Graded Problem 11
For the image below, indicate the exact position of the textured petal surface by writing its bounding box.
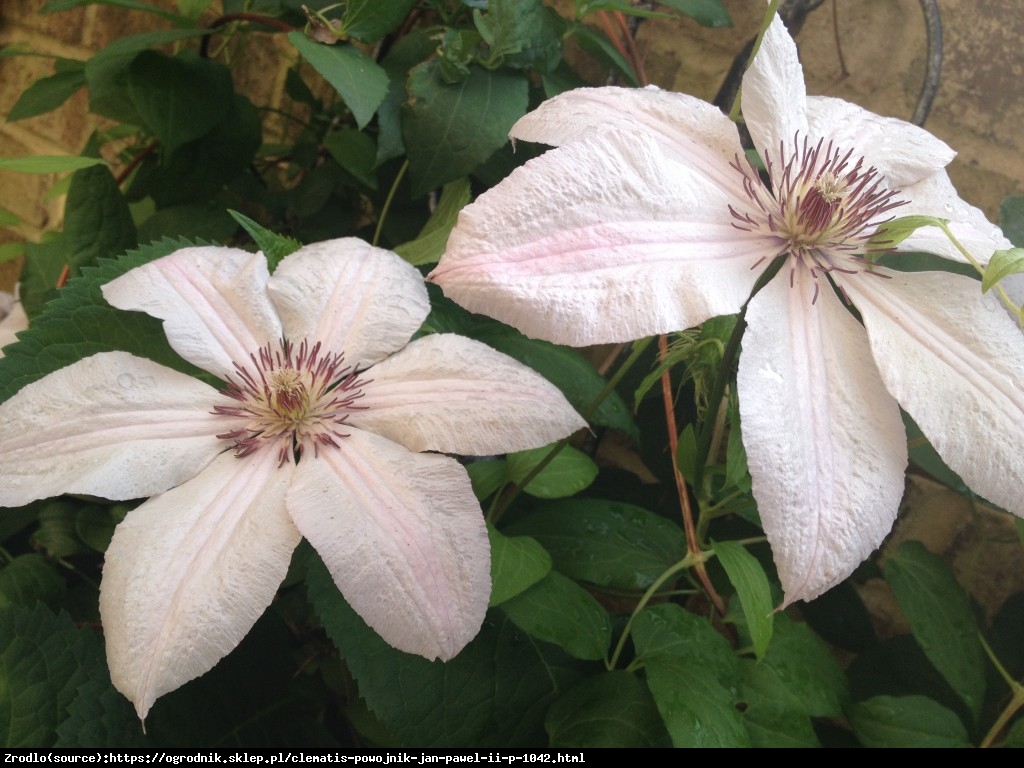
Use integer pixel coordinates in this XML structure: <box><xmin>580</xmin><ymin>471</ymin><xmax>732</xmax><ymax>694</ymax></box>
<box><xmin>510</xmin><ymin>85</ymin><xmax>748</xmax><ymax>198</ymax></box>
<box><xmin>100</xmin><ymin>449</ymin><xmax>300</xmax><ymax>720</ymax></box>
<box><xmin>741</xmin><ymin>14</ymin><xmax>808</xmax><ymax>163</ymax></box>
<box><xmin>352</xmin><ymin>334</ymin><xmax>586</xmax><ymax>454</ymax></box>
<box><xmin>268</xmin><ymin>239</ymin><xmax>430</xmax><ymax>370</ymax></box>
<box><xmin>894</xmin><ymin>170</ymin><xmax>1012</xmax><ymax>263</ymax></box>
<box><xmin>844</xmin><ymin>271</ymin><xmax>1024</xmax><ymax>517</ymax></box>
<box><xmin>0</xmin><ymin>351</ymin><xmax>230</xmax><ymax>507</ymax></box>
<box><xmin>737</xmin><ymin>271</ymin><xmax>907</xmax><ymax>605</ymax></box>
<box><xmin>431</xmin><ymin>129</ymin><xmax>769</xmax><ymax>345</ymax></box>
<box><xmin>102</xmin><ymin>247</ymin><xmax>282</xmax><ymax>380</ymax></box>
<box><xmin>288</xmin><ymin>429</ymin><xmax>490</xmax><ymax>661</ymax></box>
<box><xmin>805</xmin><ymin>96</ymin><xmax>954</xmax><ymax>188</ymax></box>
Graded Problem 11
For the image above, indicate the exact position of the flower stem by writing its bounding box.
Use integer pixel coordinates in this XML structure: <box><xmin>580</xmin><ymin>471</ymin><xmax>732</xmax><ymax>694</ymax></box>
<box><xmin>373</xmin><ymin>159</ymin><xmax>410</xmax><ymax>248</ymax></box>
<box><xmin>978</xmin><ymin>632</ymin><xmax>1024</xmax><ymax>747</ymax></box>
<box><xmin>936</xmin><ymin>220</ymin><xmax>1021</xmax><ymax>318</ymax></box>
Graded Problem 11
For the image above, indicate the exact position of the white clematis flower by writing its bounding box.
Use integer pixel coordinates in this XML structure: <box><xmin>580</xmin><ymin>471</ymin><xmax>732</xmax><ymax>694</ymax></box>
<box><xmin>0</xmin><ymin>238</ymin><xmax>585</xmax><ymax>719</ymax></box>
<box><xmin>430</xmin><ymin>15</ymin><xmax>1024</xmax><ymax>605</ymax></box>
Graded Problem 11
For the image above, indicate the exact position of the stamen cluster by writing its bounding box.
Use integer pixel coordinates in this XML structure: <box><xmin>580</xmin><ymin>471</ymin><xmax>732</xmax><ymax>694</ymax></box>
<box><xmin>213</xmin><ymin>340</ymin><xmax>366</xmax><ymax>465</ymax></box>
<box><xmin>729</xmin><ymin>133</ymin><xmax>906</xmax><ymax>300</ymax></box>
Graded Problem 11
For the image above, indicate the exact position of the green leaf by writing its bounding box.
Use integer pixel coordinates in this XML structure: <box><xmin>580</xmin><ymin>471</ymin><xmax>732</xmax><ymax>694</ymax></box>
<box><xmin>982</xmin><ymin>247</ymin><xmax>1024</xmax><ymax>292</ymax></box>
<box><xmin>506</xmin><ymin>499</ymin><xmax>686</xmax><ymax>591</ymax></box>
<box><xmin>341</xmin><ymin>0</ymin><xmax>417</xmax><ymax>42</ymax></box>
<box><xmin>505</xmin><ymin>444</ymin><xmax>598</xmax><ymax>499</ymax></box>
<box><xmin>55</xmin><ymin>677</ymin><xmax>147</xmax><ymax>747</ymax></box>
<box><xmin>884</xmin><ymin>540</ymin><xmax>985</xmax><ymax>720</ymax></box>
<box><xmin>714</xmin><ymin>540</ymin><xmax>773</xmax><ymax>659</ymax></box>
<box><xmin>739</xmin><ymin>660</ymin><xmax>819</xmax><ymax>747</ymax></box>
<box><xmin>473</xmin><ymin>0</ymin><xmax>563</xmax><ymax>72</ymax></box>
<box><xmin>658</xmin><ymin>0</ymin><xmax>732</xmax><ymax>27</ymax></box>
<box><xmin>0</xmin><ymin>156</ymin><xmax>108</xmax><ymax>174</ymax></box>
<box><xmin>0</xmin><ymin>238</ymin><xmax>209</xmax><ymax>403</ymax></box>
<box><xmin>761</xmin><ymin>612</ymin><xmax>848</xmax><ymax>718</ymax></box>
<box><xmin>127</xmin><ymin>50</ymin><xmax>233</xmax><ymax>155</ymax></box>
<box><xmin>288</xmin><ymin>32</ymin><xmax>389</xmax><ymax>129</ymax></box>
<box><xmin>499</xmin><ymin>570</ymin><xmax>611</xmax><ymax>660</ymax></box>
<box><xmin>323</xmin><ymin>127</ymin><xmax>378</xmax><ymax>189</ymax></box>
<box><xmin>471</xmin><ymin>324</ymin><xmax>637</xmax><ymax>438</ymax></box>
<box><xmin>42</xmin><ymin>0</ymin><xmax>190</xmax><ymax>25</ymax></box>
<box><xmin>870</xmin><ymin>214</ymin><xmax>947</xmax><ymax>248</ymax></box>
<box><xmin>848</xmin><ymin>695</ymin><xmax>971</xmax><ymax>747</ymax></box>
<box><xmin>487</xmin><ymin>525</ymin><xmax>552</xmax><ymax>607</ymax></box>
<box><xmin>394</xmin><ymin>178</ymin><xmax>471</xmax><ymax>267</ymax></box>
<box><xmin>137</xmin><ymin>203</ymin><xmax>238</xmax><ymax>245</ymax></box>
<box><xmin>0</xmin><ymin>603</ymin><xmax>108</xmax><ymax>747</ymax></box>
<box><xmin>999</xmin><ymin>195</ymin><xmax>1024</xmax><ymax>248</ymax></box>
<box><xmin>674</xmin><ymin>422</ymin><xmax>698</xmax><ymax>481</ymax></box>
<box><xmin>632</xmin><ymin>604</ymin><xmax>749</xmax><ymax>747</ymax></box>
<box><xmin>545</xmin><ymin>671</ymin><xmax>669</xmax><ymax>747</ymax></box>
<box><xmin>403</xmin><ymin>61</ymin><xmax>528</xmax><ymax>198</ymax></box>
<box><xmin>84</xmin><ymin>29</ymin><xmax>211</xmax><ymax>123</ymax></box>
<box><xmin>565</xmin><ymin>22</ymin><xmax>639</xmax><ymax>87</ymax></box>
<box><xmin>228</xmin><ymin>211</ymin><xmax>301</xmax><ymax>273</ymax></box>
<box><xmin>0</xmin><ymin>555</ymin><xmax>65</xmax><ymax>610</ymax></box>
<box><xmin>305</xmin><ymin>549</ymin><xmax>585</xmax><ymax>747</ymax></box>
<box><xmin>465</xmin><ymin>457</ymin><xmax>507</xmax><ymax>502</ymax></box>
<box><xmin>7</xmin><ymin>64</ymin><xmax>86</xmax><ymax>122</ymax></box>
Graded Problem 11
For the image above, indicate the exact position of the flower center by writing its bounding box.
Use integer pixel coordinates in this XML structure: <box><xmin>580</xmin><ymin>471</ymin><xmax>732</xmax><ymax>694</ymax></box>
<box><xmin>729</xmin><ymin>133</ymin><xmax>906</xmax><ymax>301</ymax></box>
<box><xmin>213</xmin><ymin>340</ymin><xmax>367</xmax><ymax>466</ymax></box>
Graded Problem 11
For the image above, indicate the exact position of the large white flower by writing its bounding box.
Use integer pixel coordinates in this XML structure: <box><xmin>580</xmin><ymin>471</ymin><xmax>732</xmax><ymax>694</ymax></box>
<box><xmin>430</xmin><ymin>16</ymin><xmax>1024</xmax><ymax>605</ymax></box>
<box><xmin>0</xmin><ymin>238</ymin><xmax>585</xmax><ymax>719</ymax></box>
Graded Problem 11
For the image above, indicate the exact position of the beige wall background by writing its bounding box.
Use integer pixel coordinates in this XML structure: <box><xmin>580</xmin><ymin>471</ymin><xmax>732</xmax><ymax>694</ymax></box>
<box><xmin>1</xmin><ymin>0</ymin><xmax>1022</xmax><ymax>269</ymax></box>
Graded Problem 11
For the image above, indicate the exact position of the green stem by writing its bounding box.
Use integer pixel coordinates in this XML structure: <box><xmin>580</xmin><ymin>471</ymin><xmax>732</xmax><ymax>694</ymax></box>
<box><xmin>978</xmin><ymin>632</ymin><xmax>1024</xmax><ymax>748</ymax></box>
<box><xmin>936</xmin><ymin>220</ymin><xmax>1021</xmax><ymax>318</ymax></box>
<box><xmin>372</xmin><ymin>159</ymin><xmax>409</xmax><ymax>248</ymax></box>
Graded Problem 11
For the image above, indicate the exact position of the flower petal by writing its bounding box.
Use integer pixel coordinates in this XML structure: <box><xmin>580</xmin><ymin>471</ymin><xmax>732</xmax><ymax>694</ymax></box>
<box><xmin>0</xmin><ymin>292</ymin><xmax>26</xmax><ymax>354</ymax></box>
<box><xmin>351</xmin><ymin>334</ymin><xmax>586</xmax><ymax>454</ymax></box>
<box><xmin>894</xmin><ymin>170</ymin><xmax>1012</xmax><ymax>263</ymax></box>
<box><xmin>431</xmin><ymin>129</ymin><xmax>768</xmax><ymax>345</ymax></box>
<box><xmin>102</xmin><ymin>247</ymin><xmax>283</xmax><ymax>380</ymax></box>
<box><xmin>288</xmin><ymin>429</ymin><xmax>490</xmax><ymax>661</ymax></box>
<box><xmin>737</xmin><ymin>271</ymin><xmax>907</xmax><ymax>605</ymax></box>
<box><xmin>741</xmin><ymin>14</ymin><xmax>809</xmax><ymax>163</ymax></box>
<box><xmin>0</xmin><ymin>351</ymin><xmax>229</xmax><ymax>508</ymax></box>
<box><xmin>511</xmin><ymin>85</ymin><xmax>748</xmax><ymax>197</ymax></box>
<box><xmin>843</xmin><ymin>271</ymin><xmax>1024</xmax><ymax>517</ymax></box>
<box><xmin>99</xmin><ymin>450</ymin><xmax>299</xmax><ymax>720</ymax></box>
<box><xmin>805</xmin><ymin>96</ymin><xmax>955</xmax><ymax>188</ymax></box>
<box><xmin>268</xmin><ymin>239</ymin><xmax>430</xmax><ymax>369</ymax></box>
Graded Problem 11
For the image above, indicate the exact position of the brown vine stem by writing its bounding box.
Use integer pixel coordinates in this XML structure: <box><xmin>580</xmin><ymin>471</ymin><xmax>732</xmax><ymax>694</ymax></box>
<box><xmin>658</xmin><ymin>334</ymin><xmax>726</xmax><ymax>616</ymax></box>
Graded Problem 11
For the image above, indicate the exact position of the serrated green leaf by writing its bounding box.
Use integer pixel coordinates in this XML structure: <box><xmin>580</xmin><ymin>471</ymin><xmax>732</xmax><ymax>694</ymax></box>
<box><xmin>500</xmin><ymin>570</ymin><xmax>611</xmax><ymax>660</ymax></box>
<box><xmin>487</xmin><ymin>525</ymin><xmax>551</xmax><ymax>606</ymax></box>
<box><xmin>982</xmin><ymin>247</ymin><xmax>1024</xmax><ymax>292</ymax></box>
<box><xmin>658</xmin><ymin>0</ymin><xmax>732</xmax><ymax>27</ymax></box>
<box><xmin>0</xmin><ymin>156</ymin><xmax>108</xmax><ymax>174</ymax></box>
<box><xmin>227</xmin><ymin>211</ymin><xmax>300</xmax><ymax>272</ymax></box>
<box><xmin>473</xmin><ymin>0</ymin><xmax>563</xmax><ymax>72</ymax></box>
<box><xmin>7</xmin><ymin>65</ymin><xmax>86</xmax><ymax>122</ymax></box>
<box><xmin>506</xmin><ymin>499</ymin><xmax>686</xmax><ymax>591</ymax></box>
<box><xmin>127</xmin><ymin>50</ymin><xmax>233</xmax><ymax>155</ymax></box>
<box><xmin>340</xmin><ymin>0</ymin><xmax>416</xmax><ymax>42</ymax></box>
<box><xmin>137</xmin><ymin>203</ymin><xmax>238</xmax><ymax>245</ymax></box>
<box><xmin>394</xmin><ymin>178</ymin><xmax>471</xmax><ymax>267</ymax></box>
<box><xmin>0</xmin><ymin>238</ymin><xmax>209</xmax><ymax>403</ymax></box>
<box><xmin>632</xmin><ymin>604</ymin><xmax>748</xmax><ymax>748</ymax></box>
<box><xmin>403</xmin><ymin>61</ymin><xmax>528</xmax><ymax>198</ymax></box>
<box><xmin>471</xmin><ymin>325</ymin><xmax>637</xmax><ymax>438</ymax></box>
<box><xmin>0</xmin><ymin>555</ymin><xmax>65</xmax><ymax>610</ymax></box>
<box><xmin>885</xmin><ymin>540</ymin><xmax>985</xmax><ymax>720</ymax></box>
<box><xmin>761</xmin><ymin>612</ymin><xmax>848</xmax><ymax>717</ymax></box>
<box><xmin>505</xmin><ymin>445</ymin><xmax>598</xmax><ymax>499</ymax></box>
<box><xmin>0</xmin><ymin>603</ymin><xmax>107</xmax><ymax>747</ymax></box>
<box><xmin>714</xmin><ymin>540</ymin><xmax>773</xmax><ymax>659</ymax></box>
<box><xmin>289</xmin><ymin>32</ymin><xmax>389</xmax><ymax>129</ymax></box>
<box><xmin>305</xmin><ymin>548</ymin><xmax>584</xmax><ymax>746</ymax></box>
<box><xmin>545</xmin><ymin>671</ymin><xmax>669</xmax><ymax>747</ymax></box>
<box><xmin>739</xmin><ymin>660</ymin><xmax>819</xmax><ymax>747</ymax></box>
<box><xmin>848</xmin><ymin>695</ymin><xmax>970</xmax><ymax>747</ymax></box>
<box><xmin>55</xmin><ymin>677</ymin><xmax>148</xmax><ymax>748</ymax></box>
